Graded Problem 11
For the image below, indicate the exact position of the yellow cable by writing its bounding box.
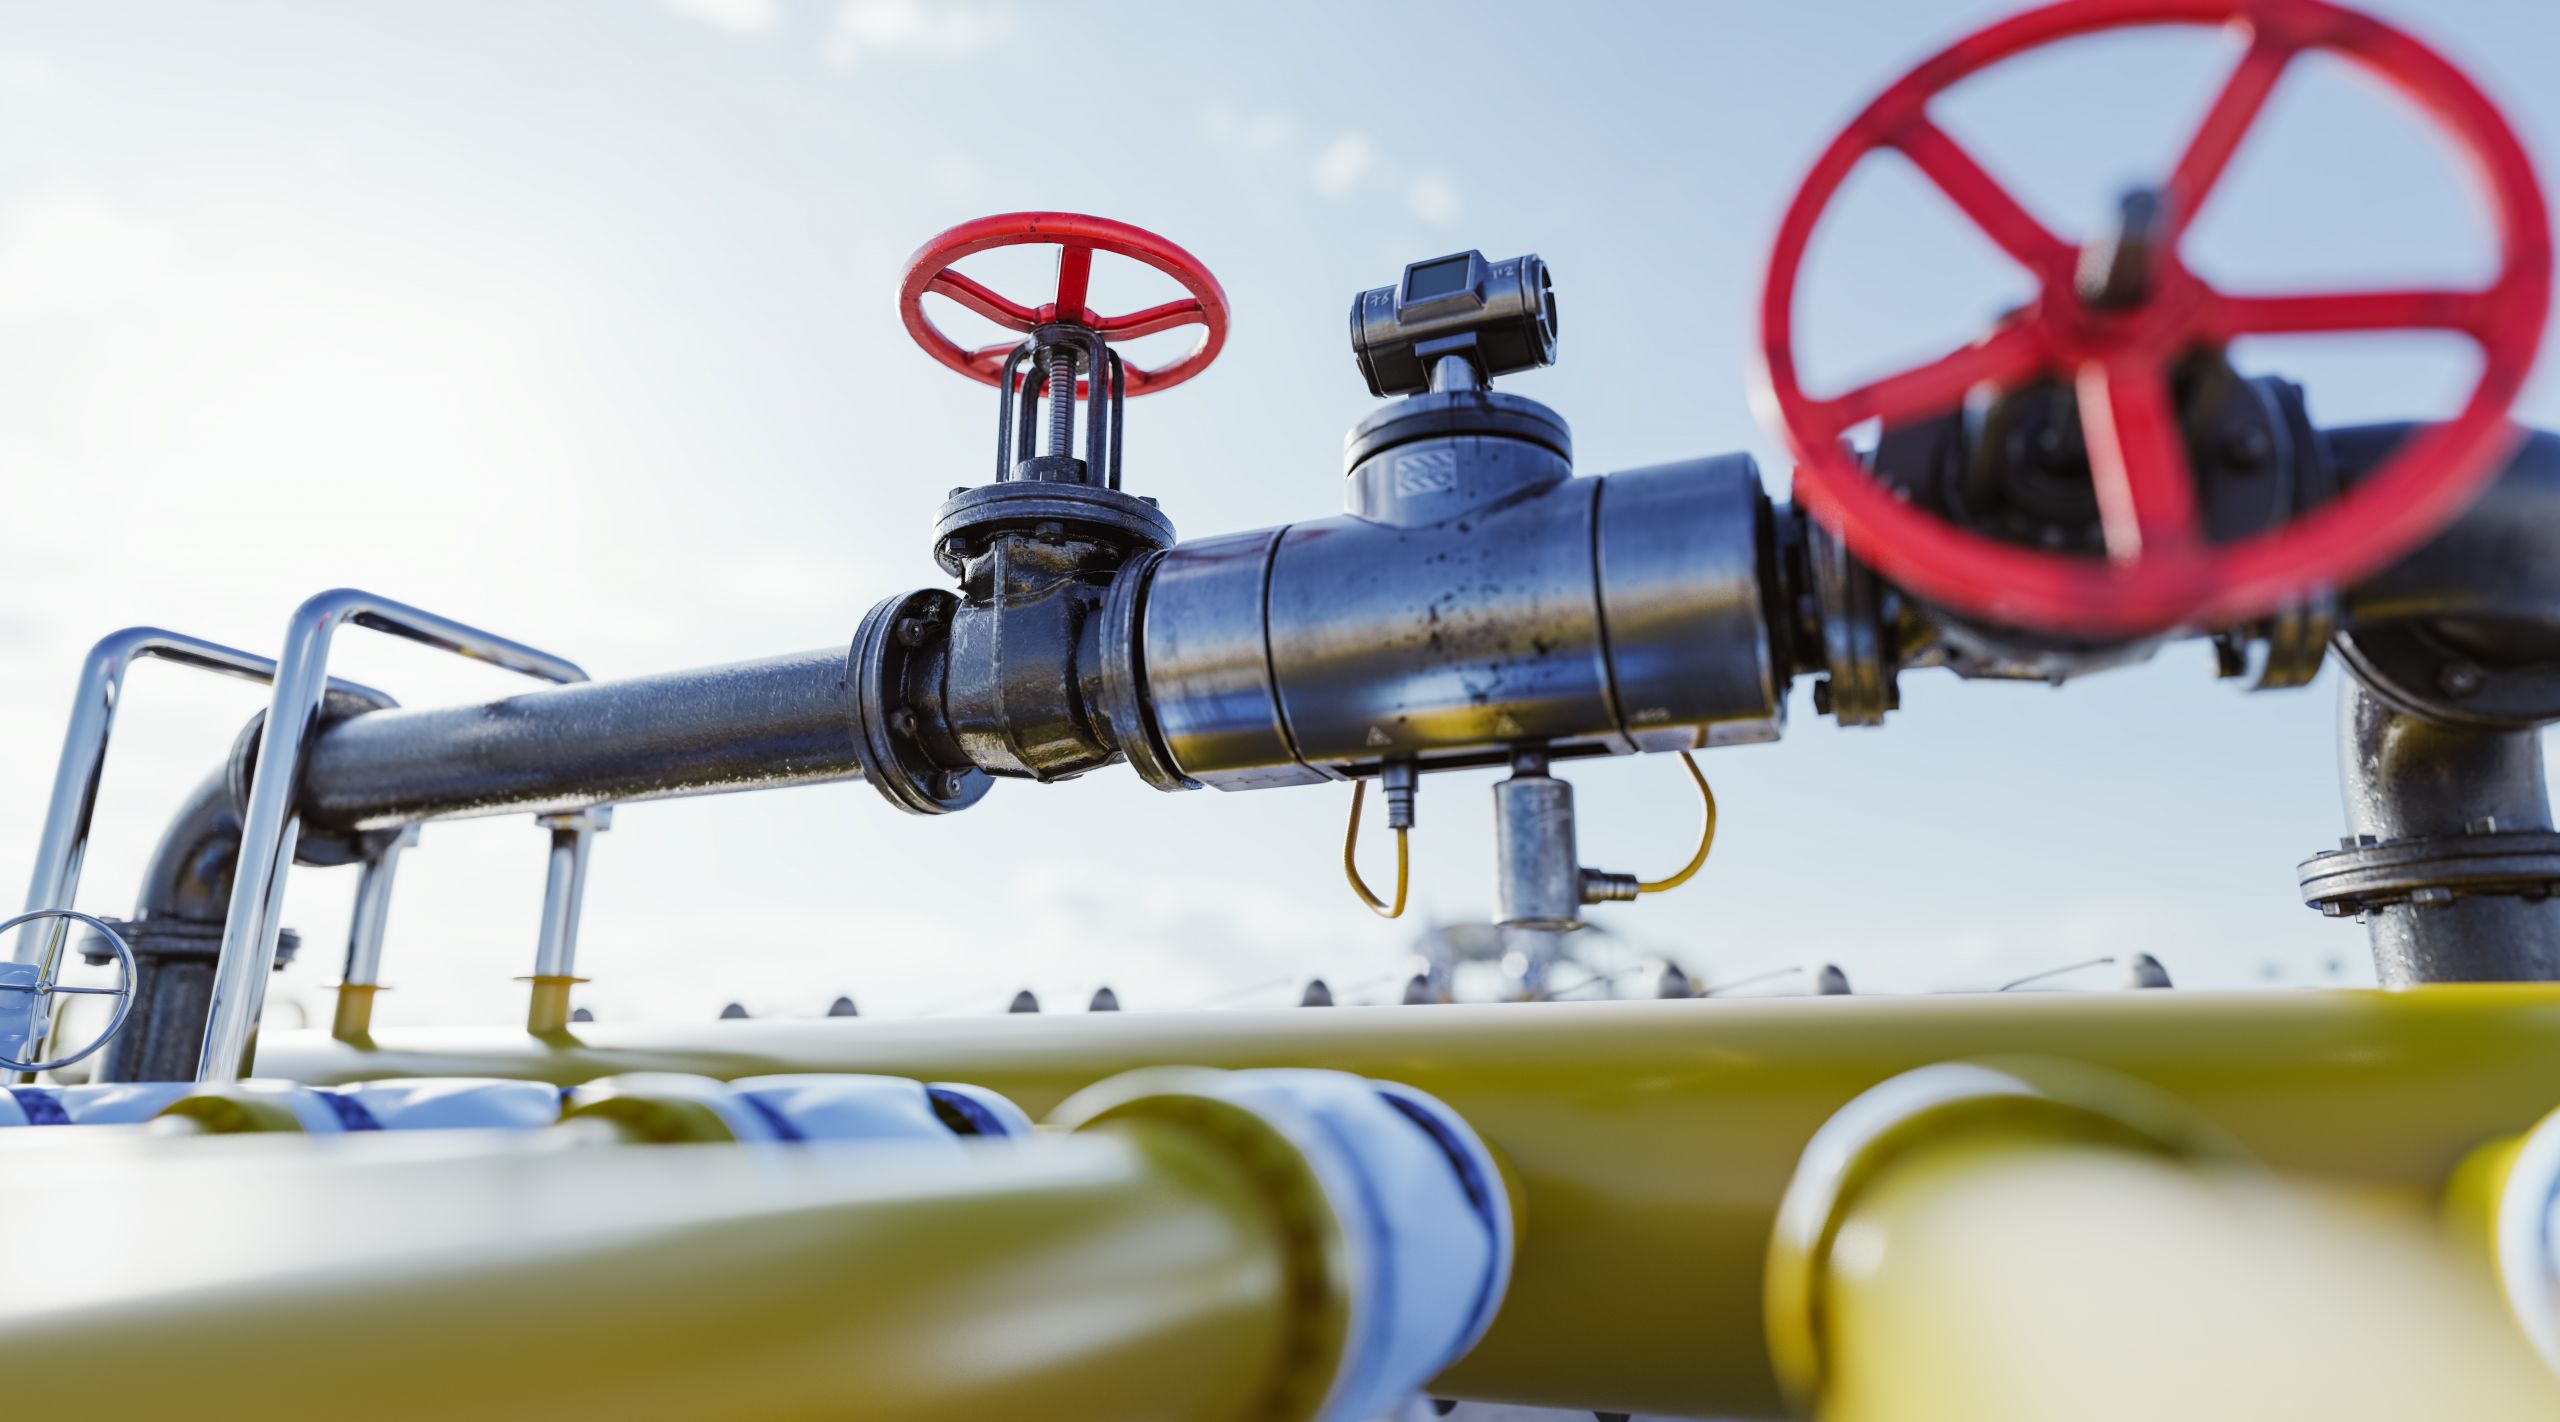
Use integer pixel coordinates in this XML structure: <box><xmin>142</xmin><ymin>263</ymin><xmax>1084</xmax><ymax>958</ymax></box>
<box><xmin>1343</xmin><ymin>779</ymin><xmax>1409</xmax><ymax>919</ymax></box>
<box><xmin>1637</xmin><ymin>751</ymin><xmax>1718</xmax><ymax>894</ymax></box>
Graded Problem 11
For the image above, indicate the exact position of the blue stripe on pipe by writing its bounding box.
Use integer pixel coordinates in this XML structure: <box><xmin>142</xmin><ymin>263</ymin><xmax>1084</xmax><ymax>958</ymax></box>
<box><xmin>739</xmin><ymin>1094</ymin><xmax>806</xmax><ymax>1142</ymax></box>
<box><xmin>6</xmin><ymin>1087</ymin><xmax>68</xmax><ymax>1126</ymax></box>
<box><xmin>925</xmin><ymin>1084</ymin><xmax>1013</xmax><ymax>1137</ymax></box>
<box><xmin>317</xmin><ymin>1090</ymin><xmax>382</xmax><ymax>1131</ymax></box>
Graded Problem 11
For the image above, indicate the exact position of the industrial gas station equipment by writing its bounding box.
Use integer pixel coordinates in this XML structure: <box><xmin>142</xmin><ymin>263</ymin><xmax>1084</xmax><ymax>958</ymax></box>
<box><xmin>6</xmin><ymin>1</ymin><xmax>2560</xmax><ymax>1418</ymax></box>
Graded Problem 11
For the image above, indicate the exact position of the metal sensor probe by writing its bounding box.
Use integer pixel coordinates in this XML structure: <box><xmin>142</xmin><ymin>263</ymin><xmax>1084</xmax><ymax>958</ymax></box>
<box><xmin>1350</xmin><ymin>251</ymin><xmax>1557</xmax><ymax>396</ymax></box>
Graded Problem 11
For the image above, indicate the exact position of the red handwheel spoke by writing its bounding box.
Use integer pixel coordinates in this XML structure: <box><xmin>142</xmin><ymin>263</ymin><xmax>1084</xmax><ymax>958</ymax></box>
<box><xmin>1095</xmin><ymin>297</ymin><xmax>1209</xmax><ymax>341</ymax></box>
<box><xmin>1818</xmin><ymin>319</ymin><xmax>2053</xmax><ymax>432</ymax></box>
<box><xmin>928</xmin><ymin>269</ymin><xmax>1041</xmax><ymax>331</ymax></box>
<box><xmin>1051</xmin><ymin>243</ymin><xmax>1094</xmax><ymax>320</ymax></box>
<box><xmin>2165</xmin><ymin>34</ymin><xmax>2297</xmax><ymax>235</ymax></box>
<box><xmin>2212</xmin><ymin>288</ymin><xmax>2495</xmax><ymax>338</ymax></box>
<box><xmin>1890</xmin><ymin>115</ymin><xmax>2076</xmax><ymax>275</ymax></box>
<box><xmin>2076</xmin><ymin>358</ymin><xmax>2203</xmax><ymax>563</ymax></box>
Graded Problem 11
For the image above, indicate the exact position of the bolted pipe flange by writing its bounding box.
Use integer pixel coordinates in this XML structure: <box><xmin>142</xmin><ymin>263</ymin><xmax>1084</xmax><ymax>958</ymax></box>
<box><xmin>2298</xmin><ymin>825</ymin><xmax>2560</xmax><ymax>916</ymax></box>
<box><xmin>848</xmin><ymin>589</ymin><xmax>989</xmax><ymax>816</ymax></box>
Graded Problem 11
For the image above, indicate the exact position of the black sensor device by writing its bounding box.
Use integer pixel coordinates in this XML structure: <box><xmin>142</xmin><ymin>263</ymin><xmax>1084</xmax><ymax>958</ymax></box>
<box><xmin>1350</xmin><ymin>250</ymin><xmax>1557</xmax><ymax>397</ymax></box>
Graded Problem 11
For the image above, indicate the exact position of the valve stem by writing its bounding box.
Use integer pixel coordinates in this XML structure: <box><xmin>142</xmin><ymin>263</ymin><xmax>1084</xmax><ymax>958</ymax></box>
<box><xmin>1045</xmin><ymin>344</ymin><xmax>1076</xmax><ymax>458</ymax></box>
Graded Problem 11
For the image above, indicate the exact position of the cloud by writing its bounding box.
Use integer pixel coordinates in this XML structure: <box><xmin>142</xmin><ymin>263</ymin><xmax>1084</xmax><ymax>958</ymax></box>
<box><xmin>1407</xmin><ymin>173</ymin><xmax>1460</xmax><ymax>226</ymax></box>
<box><xmin>659</xmin><ymin>0</ymin><xmax>779</xmax><ymax>32</ymax></box>
<box><xmin>826</xmin><ymin>0</ymin><xmax>1016</xmax><ymax>69</ymax></box>
<box><xmin>1212</xmin><ymin>115</ymin><xmax>1463</xmax><ymax>224</ymax></box>
<box><xmin>1311</xmin><ymin>132</ymin><xmax>1377</xmax><ymax>198</ymax></box>
<box><xmin>1204</xmin><ymin>107</ymin><xmax>1297</xmax><ymax>156</ymax></box>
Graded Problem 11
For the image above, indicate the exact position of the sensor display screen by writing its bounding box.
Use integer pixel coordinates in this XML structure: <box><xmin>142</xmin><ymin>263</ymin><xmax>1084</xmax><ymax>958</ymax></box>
<box><xmin>1403</xmin><ymin>255</ymin><xmax>1473</xmax><ymax>302</ymax></box>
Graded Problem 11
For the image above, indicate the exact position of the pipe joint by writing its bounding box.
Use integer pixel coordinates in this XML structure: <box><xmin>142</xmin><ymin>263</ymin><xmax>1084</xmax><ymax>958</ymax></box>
<box><xmin>1052</xmin><ymin>1066</ymin><xmax>1513</xmax><ymax>1422</ymax></box>
<box><xmin>2467</xmin><ymin>1105</ymin><xmax>2560</xmax><ymax>1376</ymax></box>
<box><xmin>1763</xmin><ymin>1058</ymin><xmax>2236</xmax><ymax>1410</ymax></box>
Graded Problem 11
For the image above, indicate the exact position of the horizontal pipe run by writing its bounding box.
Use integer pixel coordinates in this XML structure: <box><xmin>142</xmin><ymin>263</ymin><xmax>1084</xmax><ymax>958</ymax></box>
<box><xmin>0</xmin><ymin>1128</ymin><xmax>1297</xmax><ymax>1422</ymax></box>
<box><xmin>254</xmin><ymin>988</ymin><xmax>2560</xmax><ymax>1419</ymax></box>
<box><xmin>294</xmin><ymin>649</ymin><xmax>868</xmax><ymax>830</ymax></box>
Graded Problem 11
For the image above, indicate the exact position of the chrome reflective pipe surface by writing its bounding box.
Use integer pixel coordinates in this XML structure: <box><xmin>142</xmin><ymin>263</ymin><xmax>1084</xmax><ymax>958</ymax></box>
<box><xmin>531</xmin><ymin>809</ymin><xmax>607</xmax><ymax>981</ymax></box>
<box><xmin>15</xmin><ymin>628</ymin><xmax>389</xmax><ymax>969</ymax></box>
<box><xmin>339</xmin><ymin>825</ymin><xmax>416</xmax><ymax>991</ymax></box>
<box><xmin>201</xmin><ymin>589</ymin><xmax>588</xmax><ymax>1083</ymax></box>
<box><xmin>1139</xmin><ymin>451</ymin><xmax>1782</xmax><ymax>790</ymax></box>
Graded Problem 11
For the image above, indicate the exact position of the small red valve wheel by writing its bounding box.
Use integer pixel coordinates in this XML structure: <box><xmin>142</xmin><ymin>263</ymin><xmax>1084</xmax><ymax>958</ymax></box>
<box><xmin>1757</xmin><ymin>0</ymin><xmax>2551</xmax><ymax>636</ymax></box>
<box><xmin>899</xmin><ymin>212</ymin><xmax>1230</xmax><ymax>397</ymax></box>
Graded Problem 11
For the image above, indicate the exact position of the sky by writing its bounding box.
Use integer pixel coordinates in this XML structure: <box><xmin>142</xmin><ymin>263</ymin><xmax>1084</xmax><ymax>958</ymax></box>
<box><xmin>0</xmin><ymin>0</ymin><xmax>2555</xmax><ymax>1035</ymax></box>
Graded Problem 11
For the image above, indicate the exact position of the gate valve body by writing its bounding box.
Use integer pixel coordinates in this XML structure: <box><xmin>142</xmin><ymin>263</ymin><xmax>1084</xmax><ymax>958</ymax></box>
<box><xmin>1755</xmin><ymin>0</ymin><xmax>2551</xmax><ymax>638</ymax></box>
<box><xmin>852</xmin><ymin>214</ymin><xmax>1230</xmax><ymax>813</ymax></box>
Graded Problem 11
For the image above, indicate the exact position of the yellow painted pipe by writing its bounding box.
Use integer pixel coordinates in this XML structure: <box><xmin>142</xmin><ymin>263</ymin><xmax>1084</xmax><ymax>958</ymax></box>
<box><xmin>154</xmin><ymin>1082</ymin><xmax>332</xmax><ymax>1135</ymax></box>
<box><xmin>2445</xmin><ymin>1106</ymin><xmax>2560</xmax><ymax>1375</ymax></box>
<box><xmin>0</xmin><ymin>1120</ymin><xmax>1336</xmax><ymax>1421</ymax></box>
<box><xmin>256</xmin><ymin>987</ymin><xmax>2560</xmax><ymax>1418</ymax></box>
<box><xmin>1809</xmin><ymin>1135</ymin><xmax>2560</xmax><ymax>1420</ymax></box>
<box><xmin>1765</xmin><ymin>1061</ymin><xmax>2560</xmax><ymax>1421</ymax></box>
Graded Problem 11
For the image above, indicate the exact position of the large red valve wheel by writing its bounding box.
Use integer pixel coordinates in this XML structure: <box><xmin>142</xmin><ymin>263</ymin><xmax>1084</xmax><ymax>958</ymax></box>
<box><xmin>899</xmin><ymin>212</ymin><xmax>1230</xmax><ymax>397</ymax></box>
<box><xmin>1756</xmin><ymin>0</ymin><xmax>2551</xmax><ymax>636</ymax></box>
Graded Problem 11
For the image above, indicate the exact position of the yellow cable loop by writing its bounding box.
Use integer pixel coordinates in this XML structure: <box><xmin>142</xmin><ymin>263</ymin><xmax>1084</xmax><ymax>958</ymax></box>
<box><xmin>1637</xmin><ymin>751</ymin><xmax>1718</xmax><ymax>894</ymax></box>
<box><xmin>1343</xmin><ymin>779</ymin><xmax>1410</xmax><ymax>919</ymax></box>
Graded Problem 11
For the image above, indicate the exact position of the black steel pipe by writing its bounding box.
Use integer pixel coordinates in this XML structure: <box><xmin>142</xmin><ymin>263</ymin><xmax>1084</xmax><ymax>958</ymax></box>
<box><xmin>2341</xmin><ymin>679</ymin><xmax>2554</xmax><ymax>845</ymax></box>
<box><xmin>96</xmin><ymin>770</ymin><xmax>247</xmax><ymax>1081</ymax></box>
<box><xmin>293</xmin><ymin>649</ymin><xmax>867</xmax><ymax>831</ymax></box>
<box><xmin>135</xmin><ymin>769</ymin><xmax>247</xmax><ymax>924</ymax></box>
<box><xmin>2338</xmin><ymin>424</ymin><xmax>2560</xmax><ymax>631</ymax></box>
